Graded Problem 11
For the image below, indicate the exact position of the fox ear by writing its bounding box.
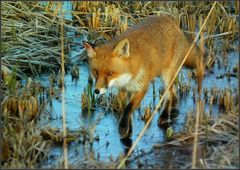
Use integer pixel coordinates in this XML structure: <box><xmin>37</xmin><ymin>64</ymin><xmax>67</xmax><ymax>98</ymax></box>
<box><xmin>83</xmin><ymin>41</ymin><xmax>96</xmax><ymax>58</ymax></box>
<box><xmin>113</xmin><ymin>38</ymin><xmax>130</xmax><ymax>59</ymax></box>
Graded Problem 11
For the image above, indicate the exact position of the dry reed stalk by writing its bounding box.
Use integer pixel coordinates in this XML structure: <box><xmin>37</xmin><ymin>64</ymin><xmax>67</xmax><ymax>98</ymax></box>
<box><xmin>153</xmin><ymin>112</ymin><xmax>238</xmax><ymax>169</ymax></box>
<box><xmin>191</xmin><ymin>98</ymin><xmax>201</xmax><ymax>168</ymax></box>
<box><xmin>1</xmin><ymin>2</ymin><xmax>81</xmax><ymax>75</ymax></box>
<box><xmin>117</xmin><ymin>2</ymin><xmax>217</xmax><ymax>169</ymax></box>
<box><xmin>60</xmin><ymin>3</ymin><xmax>68</xmax><ymax>169</ymax></box>
<box><xmin>191</xmin><ymin>3</ymin><xmax>217</xmax><ymax>168</ymax></box>
<box><xmin>1</xmin><ymin>70</ymin><xmax>51</xmax><ymax>168</ymax></box>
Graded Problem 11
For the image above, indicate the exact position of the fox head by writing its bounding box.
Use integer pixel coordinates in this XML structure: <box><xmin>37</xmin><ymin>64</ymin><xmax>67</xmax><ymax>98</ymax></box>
<box><xmin>83</xmin><ymin>39</ymin><xmax>133</xmax><ymax>95</ymax></box>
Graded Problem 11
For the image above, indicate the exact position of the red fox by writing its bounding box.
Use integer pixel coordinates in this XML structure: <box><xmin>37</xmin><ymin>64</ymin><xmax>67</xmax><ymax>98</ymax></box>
<box><xmin>83</xmin><ymin>15</ymin><xmax>205</xmax><ymax>139</ymax></box>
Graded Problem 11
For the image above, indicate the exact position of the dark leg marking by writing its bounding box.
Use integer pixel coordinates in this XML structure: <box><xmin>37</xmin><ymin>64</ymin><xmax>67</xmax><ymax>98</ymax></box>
<box><xmin>118</xmin><ymin>102</ymin><xmax>133</xmax><ymax>139</ymax></box>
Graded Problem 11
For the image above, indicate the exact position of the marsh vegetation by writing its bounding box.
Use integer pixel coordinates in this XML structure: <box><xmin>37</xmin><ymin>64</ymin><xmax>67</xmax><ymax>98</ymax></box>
<box><xmin>1</xmin><ymin>1</ymin><xmax>239</xmax><ymax>169</ymax></box>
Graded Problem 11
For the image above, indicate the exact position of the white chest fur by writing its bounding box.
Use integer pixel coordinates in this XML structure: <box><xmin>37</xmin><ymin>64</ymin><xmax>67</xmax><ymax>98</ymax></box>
<box><xmin>108</xmin><ymin>68</ymin><xmax>145</xmax><ymax>92</ymax></box>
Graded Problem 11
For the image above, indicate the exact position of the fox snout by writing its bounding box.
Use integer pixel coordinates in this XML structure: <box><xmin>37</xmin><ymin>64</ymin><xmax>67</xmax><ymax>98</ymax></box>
<box><xmin>94</xmin><ymin>87</ymin><xmax>107</xmax><ymax>95</ymax></box>
<box><xmin>94</xmin><ymin>89</ymin><xmax>100</xmax><ymax>94</ymax></box>
<box><xmin>94</xmin><ymin>88</ymin><xmax>107</xmax><ymax>95</ymax></box>
<box><xmin>93</xmin><ymin>74</ymin><xmax>108</xmax><ymax>95</ymax></box>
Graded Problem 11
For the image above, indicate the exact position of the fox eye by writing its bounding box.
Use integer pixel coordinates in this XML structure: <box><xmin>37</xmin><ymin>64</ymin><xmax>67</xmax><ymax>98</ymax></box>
<box><xmin>106</xmin><ymin>71</ymin><xmax>113</xmax><ymax>77</ymax></box>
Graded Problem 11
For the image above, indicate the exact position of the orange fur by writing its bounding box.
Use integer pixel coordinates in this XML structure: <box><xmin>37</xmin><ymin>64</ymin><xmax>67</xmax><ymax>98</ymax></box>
<box><xmin>84</xmin><ymin>15</ymin><xmax>205</xmax><ymax>138</ymax></box>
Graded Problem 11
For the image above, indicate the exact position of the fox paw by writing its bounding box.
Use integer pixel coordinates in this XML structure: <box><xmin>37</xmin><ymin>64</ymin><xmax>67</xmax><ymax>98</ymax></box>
<box><xmin>158</xmin><ymin>108</ymin><xmax>179</xmax><ymax>130</ymax></box>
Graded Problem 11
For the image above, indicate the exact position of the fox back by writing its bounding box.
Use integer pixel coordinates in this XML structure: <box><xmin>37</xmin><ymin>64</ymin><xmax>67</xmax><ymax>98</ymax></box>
<box><xmin>84</xmin><ymin>15</ymin><xmax>205</xmax><ymax>94</ymax></box>
<box><xmin>84</xmin><ymin>15</ymin><xmax>205</xmax><ymax>138</ymax></box>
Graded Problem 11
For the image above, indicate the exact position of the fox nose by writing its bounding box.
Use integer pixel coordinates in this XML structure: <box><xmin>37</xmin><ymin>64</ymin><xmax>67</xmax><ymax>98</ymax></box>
<box><xmin>94</xmin><ymin>89</ymin><xmax>100</xmax><ymax>94</ymax></box>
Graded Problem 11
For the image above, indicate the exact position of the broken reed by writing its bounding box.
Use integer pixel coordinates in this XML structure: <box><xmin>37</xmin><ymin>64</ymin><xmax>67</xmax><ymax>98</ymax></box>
<box><xmin>60</xmin><ymin>3</ymin><xmax>69</xmax><ymax>168</ymax></box>
<box><xmin>1</xmin><ymin>1</ymin><xmax>73</xmax><ymax>77</ymax></box>
<box><xmin>81</xmin><ymin>82</ymin><xmax>96</xmax><ymax>114</ymax></box>
<box><xmin>71</xmin><ymin>1</ymin><xmax>238</xmax><ymax>39</ymax></box>
<box><xmin>2</xmin><ymin>1</ymin><xmax>238</xmax><ymax>76</ymax></box>
<box><xmin>1</xmin><ymin>1</ymin><xmax>239</xmax><ymax>169</ymax></box>
<box><xmin>1</xmin><ymin>71</ymin><xmax>51</xmax><ymax>168</ymax></box>
<box><xmin>72</xmin><ymin>1</ymin><xmax>238</xmax><ymax>74</ymax></box>
<box><xmin>154</xmin><ymin>108</ymin><xmax>239</xmax><ymax>169</ymax></box>
<box><xmin>81</xmin><ymin>83</ymin><xmax>122</xmax><ymax>115</ymax></box>
<box><xmin>184</xmin><ymin>102</ymin><xmax>238</xmax><ymax>168</ymax></box>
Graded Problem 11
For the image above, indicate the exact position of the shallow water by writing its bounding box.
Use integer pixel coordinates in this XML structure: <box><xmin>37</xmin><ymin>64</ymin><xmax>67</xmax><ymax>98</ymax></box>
<box><xmin>36</xmin><ymin>2</ymin><xmax>238</xmax><ymax>167</ymax></box>
<box><xmin>38</xmin><ymin>39</ymin><xmax>238</xmax><ymax>167</ymax></box>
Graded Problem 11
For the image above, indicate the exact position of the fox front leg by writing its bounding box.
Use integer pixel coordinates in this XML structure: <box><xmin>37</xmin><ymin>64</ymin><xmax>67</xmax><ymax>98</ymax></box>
<box><xmin>118</xmin><ymin>88</ymin><xmax>147</xmax><ymax>139</ymax></box>
<box><xmin>117</xmin><ymin>89</ymin><xmax>129</xmax><ymax>112</ymax></box>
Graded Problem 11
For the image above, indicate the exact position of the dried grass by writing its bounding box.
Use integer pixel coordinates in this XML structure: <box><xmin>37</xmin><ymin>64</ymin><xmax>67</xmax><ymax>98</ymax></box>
<box><xmin>1</xmin><ymin>2</ymin><xmax>73</xmax><ymax>76</ymax></box>
<box><xmin>1</xmin><ymin>73</ymin><xmax>51</xmax><ymax>168</ymax></box>
<box><xmin>154</xmin><ymin>110</ymin><xmax>239</xmax><ymax>169</ymax></box>
<box><xmin>1</xmin><ymin>1</ymin><xmax>239</xmax><ymax>169</ymax></box>
<box><xmin>2</xmin><ymin>1</ymin><xmax>238</xmax><ymax>76</ymax></box>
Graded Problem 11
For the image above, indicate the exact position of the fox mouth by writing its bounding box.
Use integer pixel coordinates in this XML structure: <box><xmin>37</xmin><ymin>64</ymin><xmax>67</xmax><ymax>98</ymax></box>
<box><xmin>99</xmin><ymin>88</ymin><xmax>107</xmax><ymax>95</ymax></box>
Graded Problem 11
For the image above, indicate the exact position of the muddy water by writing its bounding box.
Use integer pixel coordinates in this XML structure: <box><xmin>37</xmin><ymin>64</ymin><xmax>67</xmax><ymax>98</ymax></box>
<box><xmin>38</xmin><ymin>38</ymin><xmax>238</xmax><ymax>167</ymax></box>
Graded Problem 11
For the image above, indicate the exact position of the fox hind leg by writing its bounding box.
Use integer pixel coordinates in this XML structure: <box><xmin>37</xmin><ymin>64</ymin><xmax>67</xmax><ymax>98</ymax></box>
<box><xmin>158</xmin><ymin>70</ymin><xmax>178</xmax><ymax>127</ymax></box>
